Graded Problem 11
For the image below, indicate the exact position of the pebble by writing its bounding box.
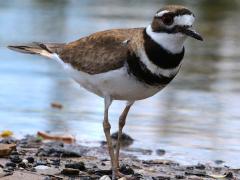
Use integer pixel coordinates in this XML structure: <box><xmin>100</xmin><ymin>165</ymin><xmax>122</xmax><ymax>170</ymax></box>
<box><xmin>65</xmin><ymin>162</ymin><xmax>86</xmax><ymax>171</ymax></box>
<box><xmin>175</xmin><ymin>174</ymin><xmax>185</xmax><ymax>179</ymax></box>
<box><xmin>0</xmin><ymin>144</ymin><xmax>16</xmax><ymax>157</ymax></box>
<box><xmin>35</xmin><ymin>160</ymin><xmax>47</xmax><ymax>166</ymax></box>
<box><xmin>10</xmin><ymin>150</ymin><xmax>19</xmax><ymax>155</ymax></box>
<box><xmin>18</xmin><ymin>162</ymin><xmax>27</xmax><ymax>168</ymax></box>
<box><xmin>61</xmin><ymin>168</ymin><xmax>79</xmax><ymax>175</ymax></box>
<box><xmin>153</xmin><ymin>176</ymin><xmax>170</xmax><ymax>180</ymax></box>
<box><xmin>22</xmin><ymin>159</ymin><xmax>28</xmax><ymax>164</ymax></box>
<box><xmin>5</xmin><ymin>162</ymin><xmax>16</xmax><ymax>168</ymax></box>
<box><xmin>10</xmin><ymin>155</ymin><xmax>22</xmax><ymax>163</ymax></box>
<box><xmin>100</xmin><ymin>175</ymin><xmax>111</xmax><ymax>180</ymax></box>
<box><xmin>225</xmin><ymin>172</ymin><xmax>234</xmax><ymax>178</ymax></box>
<box><xmin>120</xmin><ymin>164</ymin><xmax>134</xmax><ymax>175</ymax></box>
<box><xmin>35</xmin><ymin>165</ymin><xmax>49</xmax><ymax>170</ymax></box>
<box><xmin>26</xmin><ymin>157</ymin><xmax>34</xmax><ymax>163</ymax></box>
<box><xmin>50</xmin><ymin>159</ymin><xmax>60</xmax><ymax>166</ymax></box>
<box><xmin>214</xmin><ymin>160</ymin><xmax>225</xmax><ymax>165</ymax></box>
<box><xmin>156</xmin><ymin>149</ymin><xmax>166</xmax><ymax>156</ymax></box>
<box><xmin>195</xmin><ymin>163</ymin><xmax>206</xmax><ymax>170</ymax></box>
<box><xmin>118</xmin><ymin>177</ymin><xmax>127</xmax><ymax>180</ymax></box>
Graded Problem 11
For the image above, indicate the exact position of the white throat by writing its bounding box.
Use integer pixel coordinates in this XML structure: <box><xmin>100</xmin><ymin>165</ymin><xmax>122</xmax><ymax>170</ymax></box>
<box><xmin>146</xmin><ymin>25</ymin><xmax>186</xmax><ymax>54</ymax></box>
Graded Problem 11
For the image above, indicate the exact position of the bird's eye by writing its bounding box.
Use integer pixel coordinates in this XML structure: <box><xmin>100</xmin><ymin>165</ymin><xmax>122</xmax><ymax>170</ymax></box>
<box><xmin>161</xmin><ymin>14</ymin><xmax>174</xmax><ymax>26</ymax></box>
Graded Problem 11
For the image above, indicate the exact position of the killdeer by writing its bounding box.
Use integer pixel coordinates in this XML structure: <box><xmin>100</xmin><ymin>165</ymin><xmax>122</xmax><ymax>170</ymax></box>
<box><xmin>8</xmin><ymin>5</ymin><xmax>203</xmax><ymax>179</ymax></box>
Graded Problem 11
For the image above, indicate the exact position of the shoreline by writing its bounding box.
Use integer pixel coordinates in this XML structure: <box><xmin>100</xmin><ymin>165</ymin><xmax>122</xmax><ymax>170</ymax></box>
<box><xmin>0</xmin><ymin>135</ymin><xmax>239</xmax><ymax>179</ymax></box>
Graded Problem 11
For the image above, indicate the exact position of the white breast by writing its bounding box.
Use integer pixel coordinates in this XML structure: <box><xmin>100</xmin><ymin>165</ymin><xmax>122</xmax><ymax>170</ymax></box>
<box><xmin>52</xmin><ymin>54</ymin><xmax>163</xmax><ymax>101</ymax></box>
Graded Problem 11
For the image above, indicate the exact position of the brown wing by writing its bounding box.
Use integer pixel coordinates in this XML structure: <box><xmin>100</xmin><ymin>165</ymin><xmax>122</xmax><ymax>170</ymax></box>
<box><xmin>59</xmin><ymin>28</ymin><xmax>143</xmax><ymax>74</ymax></box>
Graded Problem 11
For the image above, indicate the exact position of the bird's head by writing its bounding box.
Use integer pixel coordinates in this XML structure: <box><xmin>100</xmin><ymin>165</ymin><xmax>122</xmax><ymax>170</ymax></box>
<box><xmin>146</xmin><ymin>5</ymin><xmax>203</xmax><ymax>53</ymax></box>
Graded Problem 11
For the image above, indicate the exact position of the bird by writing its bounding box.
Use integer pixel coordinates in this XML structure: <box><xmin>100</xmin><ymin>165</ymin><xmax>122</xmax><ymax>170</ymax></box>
<box><xmin>8</xmin><ymin>5</ymin><xmax>203</xmax><ymax>179</ymax></box>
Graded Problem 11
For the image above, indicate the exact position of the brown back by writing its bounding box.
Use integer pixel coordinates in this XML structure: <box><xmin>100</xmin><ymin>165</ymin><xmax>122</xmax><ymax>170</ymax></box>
<box><xmin>59</xmin><ymin>28</ymin><xmax>144</xmax><ymax>74</ymax></box>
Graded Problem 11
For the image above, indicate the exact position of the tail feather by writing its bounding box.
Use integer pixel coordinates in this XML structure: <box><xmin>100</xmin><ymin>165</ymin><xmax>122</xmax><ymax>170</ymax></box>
<box><xmin>8</xmin><ymin>42</ymin><xmax>65</xmax><ymax>58</ymax></box>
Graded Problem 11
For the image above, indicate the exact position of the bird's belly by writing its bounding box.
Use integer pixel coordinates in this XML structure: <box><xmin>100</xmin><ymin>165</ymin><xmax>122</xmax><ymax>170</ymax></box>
<box><xmin>64</xmin><ymin>64</ymin><xmax>164</xmax><ymax>100</ymax></box>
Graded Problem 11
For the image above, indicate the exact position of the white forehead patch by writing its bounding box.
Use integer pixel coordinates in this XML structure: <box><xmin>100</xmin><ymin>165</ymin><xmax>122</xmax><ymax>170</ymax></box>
<box><xmin>155</xmin><ymin>10</ymin><xmax>169</xmax><ymax>17</ymax></box>
<box><xmin>174</xmin><ymin>14</ymin><xmax>195</xmax><ymax>26</ymax></box>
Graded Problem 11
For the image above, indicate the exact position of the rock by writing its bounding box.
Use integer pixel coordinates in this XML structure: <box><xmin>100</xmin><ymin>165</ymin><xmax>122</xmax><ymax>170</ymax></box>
<box><xmin>185</xmin><ymin>169</ymin><xmax>207</xmax><ymax>177</ymax></box>
<box><xmin>120</xmin><ymin>164</ymin><xmax>134</xmax><ymax>175</ymax></box>
<box><xmin>100</xmin><ymin>175</ymin><xmax>111</xmax><ymax>180</ymax></box>
<box><xmin>65</xmin><ymin>162</ymin><xmax>86</xmax><ymax>171</ymax></box>
<box><xmin>175</xmin><ymin>174</ymin><xmax>185</xmax><ymax>179</ymax></box>
<box><xmin>35</xmin><ymin>165</ymin><xmax>49</xmax><ymax>170</ymax></box>
<box><xmin>18</xmin><ymin>162</ymin><xmax>27</xmax><ymax>168</ymax></box>
<box><xmin>225</xmin><ymin>172</ymin><xmax>234</xmax><ymax>178</ymax></box>
<box><xmin>153</xmin><ymin>176</ymin><xmax>170</xmax><ymax>180</ymax></box>
<box><xmin>10</xmin><ymin>155</ymin><xmax>22</xmax><ymax>163</ymax></box>
<box><xmin>0</xmin><ymin>168</ymin><xmax>13</xmax><ymax>178</ymax></box>
<box><xmin>26</xmin><ymin>157</ymin><xmax>34</xmax><ymax>163</ymax></box>
<box><xmin>214</xmin><ymin>160</ymin><xmax>225</xmax><ymax>165</ymax></box>
<box><xmin>111</xmin><ymin>132</ymin><xmax>134</xmax><ymax>147</ymax></box>
<box><xmin>0</xmin><ymin>144</ymin><xmax>16</xmax><ymax>157</ymax></box>
<box><xmin>61</xmin><ymin>168</ymin><xmax>79</xmax><ymax>175</ymax></box>
<box><xmin>10</xmin><ymin>150</ymin><xmax>19</xmax><ymax>155</ymax></box>
<box><xmin>37</xmin><ymin>142</ymin><xmax>84</xmax><ymax>157</ymax></box>
<box><xmin>34</xmin><ymin>160</ymin><xmax>47</xmax><ymax>166</ymax></box>
<box><xmin>50</xmin><ymin>159</ymin><xmax>60</xmax><ymax>166</ymax></box>
<box><xmin>118</xmin><ymin>177</ymin><xmax>127</xmax><ymax>180</ymax></box>
<box><xmin>19</xmin><ymin>135</ymin><xmax>42</xmax><ymax>148</ymax></box>
<box><xmin>22</xmin><ymin>159</ymin><xmax>28</xmax><ymax>164</ymax></box>
<box><xmin>5</xmin><ymin>162</ymin><xmax>16</xmax><ymax>168</ymax></box>
<box><xmin>195</xmin><ymin>163</ymin><xmax>205</xmax><ymax>170</ymax></box>
<box><xmin>156</xmin><ymin>149</ymin><xmax>166</xmax><ymax>156</ymax></box>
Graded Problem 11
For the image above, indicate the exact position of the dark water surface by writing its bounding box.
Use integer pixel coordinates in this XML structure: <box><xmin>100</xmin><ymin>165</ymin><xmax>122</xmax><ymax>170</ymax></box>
<box><xmin>1</xmin><ymin>0</ymin><xmax>240</xmax><ymax>167</ymax></box>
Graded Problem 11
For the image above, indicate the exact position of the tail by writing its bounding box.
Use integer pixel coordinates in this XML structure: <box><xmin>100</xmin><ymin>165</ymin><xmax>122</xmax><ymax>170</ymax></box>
<box><xmin>8</xmin><ymin>42</ymin><xmax>65</xmax><ymax>59</ymax></box>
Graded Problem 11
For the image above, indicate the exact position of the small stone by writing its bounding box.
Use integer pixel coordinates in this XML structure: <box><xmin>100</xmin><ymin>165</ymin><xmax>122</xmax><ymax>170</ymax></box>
<box><xmin>35</xmin><ymin>160</ymin><xmax>47</xmax><ymax>166</ymax></box>
<box><xmin>18</xmin><ymin>162</ymin><xmax>27</xmax><ymax>168</ymax></box>
<box><xmin>100</xmin><ymin>175</ymin><xmax>111</xmax><ymax>180</ymax></box>
<box><xmin>214</xmin><ymin>160</ymin><xmax>225</xmax><ymax>165</ymax></box>
<box><xmin>10</xmin><ymin>151</ymin><xmax>19</xmax><ymax>155</ymax></box>
<box><xmin>118</xmin><ymin>177</ymin><xmax>127</xmax><ymax>180</ymax></box>
<box><xmin>175</xmin><ymin>174</ymin><xmax>185</xmax><ymax>179</ymax></box>
<box><xmin>0</xmin><ymin>144</ymin><xmax>16</xmax><ymax>157</ymax></box>
<box><xmin>35</xmin><ymin>165</ymin><xmax>49</xmax><ymax>170</ymax></box>
<box><xmin>22</xmin><ymin>159</ymin><xmax>28</xmax><ymax>164</ymax></box>
<box><xmin>26</xmin><ymin>157</ymin><xmax>34</xmax><ymax>163</ymax></box>
<box><xmin>43</xmin><ymin>176</ymin><xmax>52</xmax><ymax>180</ymax></box>
<box><xmin>65</xmin><ymin>162</ymin><xmax>86</xmax><ymax>171</ymax></box>
<box><xmin>5</xmin><ymin>162</ymin><xmax>16</xmax><ymax>168</ymax></box>
<box><xmin>50</xmin><ymin>159</ymin><xmax>60</xmax><ymax>166</ymax></box>
<box><xmin>186</xmin><ymin>166</ymin><xmax>194</xmax><ymax>170</ymax></box>
<box><xmin>61</xmin><ymin>168</ymin><xmax>79</xmax><ymax>175</ymax></box>
<box><xmin>120</xmin><ymin>164</ymin><xmax>134</xmax><ymax>175</ymax></box>
<box><xmin>195</xmin><ymin>163</ymin><xmax>205</xmax><ymax>170</ymax></box>
<box><xmin>225</xmin><ymin>172</ymin><xmax>234</xmax><ymax>178</ymax></box>
<box><xmin>156</xmin><ymin>149</ymin><xmax>166</xmax><ymax>156</ymax></box>
<box><xmin>153</xmin><ymin>176</ymin><xmax>170</xmax><ymax>180</ymax></box>
<box><xmin>4</xmin><ymin>166</ymin><xmax>14</xmax><ymax>172</ymax></box>
<box><xmin>10</xmin><ymin>155</ymin><xmax>22</xmax><ymax>163</ymax></box>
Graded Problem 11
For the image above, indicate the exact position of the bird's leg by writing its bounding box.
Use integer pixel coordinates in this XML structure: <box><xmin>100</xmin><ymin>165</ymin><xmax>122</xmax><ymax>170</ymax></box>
<box><xmin>115</xmin><ymin>101</ymin><xmax>134</xmax><ymax>170</ymax></box>
<box><xmin>103</xmin><ymin>96</ymin><xmax>118</xmax><ymax>179</ymax></box>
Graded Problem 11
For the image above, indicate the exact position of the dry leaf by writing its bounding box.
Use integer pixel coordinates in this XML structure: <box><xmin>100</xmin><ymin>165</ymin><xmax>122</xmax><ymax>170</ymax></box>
<box><xmin>37</xmin><ymin>131</ymin><xmax>75</xmax><ymax>144</ymax></box>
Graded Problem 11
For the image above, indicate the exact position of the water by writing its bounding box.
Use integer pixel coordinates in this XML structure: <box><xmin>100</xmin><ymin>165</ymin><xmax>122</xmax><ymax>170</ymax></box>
<box><xmin>1</xmin><ymin>0</ymin><xmax>240</xmax><ymax>167</ymax></box>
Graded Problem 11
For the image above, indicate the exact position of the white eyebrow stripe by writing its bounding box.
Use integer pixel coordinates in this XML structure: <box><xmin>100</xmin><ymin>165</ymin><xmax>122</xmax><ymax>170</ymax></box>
<box><xmin>174</xmin><ymin>14</ymin><xmax>195</xmax><ymax>26</ymax></box>
<box><xmin>155</xmin><ymin>10</ymin><xmax>169</xmax><ymax>17</ymax></box>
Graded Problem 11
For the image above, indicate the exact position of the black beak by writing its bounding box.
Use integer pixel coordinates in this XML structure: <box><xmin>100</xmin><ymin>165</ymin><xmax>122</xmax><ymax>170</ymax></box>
<box><xmin>181</xmin><ymin>27</ymin><xmax>203</xmax><ymax>41</ymax></box>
